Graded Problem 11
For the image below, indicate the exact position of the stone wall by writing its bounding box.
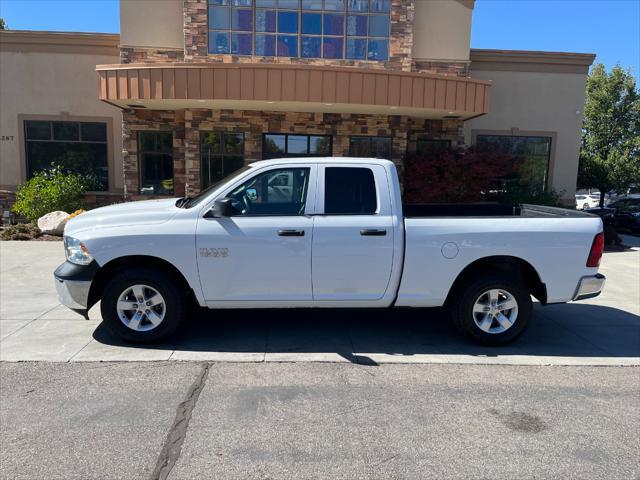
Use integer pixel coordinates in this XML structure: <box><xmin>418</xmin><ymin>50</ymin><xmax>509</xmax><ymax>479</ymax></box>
<box><xmin>122</xmin><ymin>110</ymin><xmax>186</xmax><ymax>199</ymax></box>
<box><xmin>183</xmin><ymin>0</ymin><xmax>414</xmax><ymax>71</ymax></box>
<box><xmin>120</xmin><ymin>47</ymin><xmax>184</xmax><ymax>64</ymax></box>
<box><xmin>412</xmin><ymin>60</ymin><xmax>470</xmax><ymax>77</ymax></box>
<box><xmin>0</xmin><ymin>190</ymin><xmax>16</xmax><ymax>223</ymax></box>
<box><xmin>121</xmin><ymin>108</ymin><xmax>463</xmax><ymax>199</ymax></box>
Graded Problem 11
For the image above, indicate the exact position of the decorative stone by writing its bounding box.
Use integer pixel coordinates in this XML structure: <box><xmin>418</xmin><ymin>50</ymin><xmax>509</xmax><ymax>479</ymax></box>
<box><xmin>37</xmin><ymin>211</ymin><xmax>69</xmax><ymax>235</ymax></box>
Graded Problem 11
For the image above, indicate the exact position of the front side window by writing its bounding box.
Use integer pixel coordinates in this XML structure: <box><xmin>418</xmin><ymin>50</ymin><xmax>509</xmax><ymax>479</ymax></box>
<box><xmin>263</xmin><ymin>133</ymin><xmax>332</xmax><ymax>159</ymax></box>
<box><xmin>324</xmin><ymin>167</ymin><xmax>376</xmax><ymax>214</ymax></box>
<box><xmin>476</xmin><ymin>134</ymin><xmax>552</xmax><ymax>193</ymax></box>
<box><xmin>227</xmin><ymin>167</ymin><xmax>310</xmax><ymax>215</ymax></box>
<box><xmin>201</xmin><ymin>132</ymin><xmax>245</xmax><ymax>189</ymax></box>
<box><xmin>207</xmin><ymin>0</ymin><xmax>391</xmax><ymax>60</ymax></box>
<box><xmin>139</xmin><ymin>132</ymin><xmax>173</xmax><ymax>195</ymax></box>
<box><xmin>349</xmin><ymin>136</ymin><xmax>391</xmax><ymax>158</ymax></box>
<box><xmin>24</xmin><ymin>120</ymin><xmax>108</xmax><ymax>190</ymax></box>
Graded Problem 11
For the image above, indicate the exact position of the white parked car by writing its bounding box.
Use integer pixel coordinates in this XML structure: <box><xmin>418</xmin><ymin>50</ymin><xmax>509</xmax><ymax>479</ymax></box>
<box><xmin>55</xmin><ymin>158</ymin><xmax>605</xmax><ymax>346</ymax></box>
<box><xmin>576</xmin><ymin>194</ymin><xmax>600</xmax><ymax>210</ymax></box>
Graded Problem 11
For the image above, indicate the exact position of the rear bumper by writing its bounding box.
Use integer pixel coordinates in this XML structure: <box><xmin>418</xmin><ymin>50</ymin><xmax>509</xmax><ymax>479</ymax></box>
<box><xmin>53</xmin><ymin>261</ymin><xmax>99</xmax><ymax>314</ymax></box>
<box><xmin>572</xmin><ymin>273</ymin><xmax>606</xmax><ymax>301</ymax></box>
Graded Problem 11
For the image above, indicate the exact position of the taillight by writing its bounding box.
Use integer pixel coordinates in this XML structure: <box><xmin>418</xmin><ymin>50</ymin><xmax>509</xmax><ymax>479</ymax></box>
<box><xmin>586</xmin><ymin>232</ymin><xmax>604</xmax><ymax>267</ymax></box>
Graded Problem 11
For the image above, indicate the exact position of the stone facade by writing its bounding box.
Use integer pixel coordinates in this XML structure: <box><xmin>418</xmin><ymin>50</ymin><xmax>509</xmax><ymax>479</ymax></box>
<box><xmin>120</xmin><ymin>47</ymin><xmax>184</xmax><ymax>64</ymax></box>
<box><xmin>183</xmin><ymin>0</ymin><xmax>414</xmax><ymax>71</ymax></box>
<box><xmin>121</xmin><ymin>108</ymin><xmax>463</xmax><ymax>199</ymax></box>
<box><xmin>413</xmin><ymin>60</ymin><xmax>471</xmax><ymax>77</ymax></box>
<box><xmin>117</xmin><ymin>0</ymin><xmax>468</xmax><ymax>201</ymax></box>
<box><xmin>122</xmin><ymin>109</ymin><xmax>186</xmax><ymax>199</ymax></box>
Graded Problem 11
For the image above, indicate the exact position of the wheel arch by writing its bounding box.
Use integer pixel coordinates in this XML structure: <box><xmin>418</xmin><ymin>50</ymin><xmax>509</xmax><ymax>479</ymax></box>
<box><xmin>444</xmin><ymin>255</ymin><xmax>547</xmax><ymax>307</ymax></box>
<box><xmin>88</xmin><ymin>255</ymin><xmax>196</xmax><ymax>310</ymax></box>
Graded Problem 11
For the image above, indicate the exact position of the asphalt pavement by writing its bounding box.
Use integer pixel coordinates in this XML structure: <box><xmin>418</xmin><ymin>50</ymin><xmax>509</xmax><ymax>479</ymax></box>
<box><xmin>1</xmin><ymin>362</ymin><xmax>638</xmax><ymax>479</ymax></box>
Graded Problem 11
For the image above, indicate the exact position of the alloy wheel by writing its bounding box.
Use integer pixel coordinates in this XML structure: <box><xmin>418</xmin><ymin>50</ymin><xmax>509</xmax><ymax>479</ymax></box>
<box><xmin>472</xmin><ymin>288</ymin><xmax>519</xmax><ymax>334</ymax></box>
<box><xmin>116</xmin><ymin>284</ymin><xmax>166</xmax><ymax>332</ymax></box>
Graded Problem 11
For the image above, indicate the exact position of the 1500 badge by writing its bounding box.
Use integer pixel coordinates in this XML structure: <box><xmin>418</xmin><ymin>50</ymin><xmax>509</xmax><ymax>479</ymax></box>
<box><xmin>199</xmin><ymin>248</ymin><xmax>229</xmax><ymax>258</ymax></box>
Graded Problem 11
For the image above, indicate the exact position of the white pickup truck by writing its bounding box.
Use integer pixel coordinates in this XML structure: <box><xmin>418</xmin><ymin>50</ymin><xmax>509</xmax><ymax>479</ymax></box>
<box><xmin>55</xmin><ymin>158</ymin><xmax>605</xmax><ymax>345</ymax></box>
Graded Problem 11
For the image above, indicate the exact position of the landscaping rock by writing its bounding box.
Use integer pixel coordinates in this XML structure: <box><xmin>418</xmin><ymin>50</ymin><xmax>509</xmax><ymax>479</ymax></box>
<box><xmin>37</xmin><ymin>211</ymin><xmax>69</xmax><ymax>235</ymax></box>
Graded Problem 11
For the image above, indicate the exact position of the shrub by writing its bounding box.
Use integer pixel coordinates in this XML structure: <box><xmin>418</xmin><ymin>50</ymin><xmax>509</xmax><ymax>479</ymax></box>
<box><xmin>12</xmin><ymin>166</ymin><xmax>91</xmax><ymax>223</ymax></box>
<box><xmin>494</xmin><ymin>185</ymin><xmax>564</xmax><ymax>207</ymax></box>
<box><xmin>1</xmin><ymin>223</ymin><xmax>40</xmax><ymax>241</ymax></box>
<box><xmin>403</xmin><ymin>148</ymin><xmax>514</xmax><ymax>203</ymax></box>
<box><xmin>403</xmin><ymin>147</ymin><xmax>565</xmax><ymax>207</ymax></box>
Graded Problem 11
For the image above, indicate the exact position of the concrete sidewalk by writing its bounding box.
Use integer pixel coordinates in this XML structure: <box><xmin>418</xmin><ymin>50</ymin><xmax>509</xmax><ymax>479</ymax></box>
<box><xmin>1</xmin><ymin>237</ymin><xmax>638</xmax><ymax>365</ymax></box>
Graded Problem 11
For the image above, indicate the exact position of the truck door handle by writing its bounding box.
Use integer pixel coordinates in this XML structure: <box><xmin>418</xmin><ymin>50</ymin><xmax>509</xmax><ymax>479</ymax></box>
<box><xmin>278</xmin><ymin>229</ymin><xmax>305</xmax><ymax>237</ymax></box>
<box><xmin>360</xmin><ymin>229</ymin><xmax>387</xmax><ymax>236</ymax></box>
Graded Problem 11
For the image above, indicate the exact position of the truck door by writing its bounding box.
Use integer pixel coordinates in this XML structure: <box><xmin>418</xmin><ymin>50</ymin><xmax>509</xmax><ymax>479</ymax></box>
<box><xmin>196</xmin><ymin>165</ymin><xmax>316</xmax><ymax>303</ymax></box>
<box><xmin>312</xmin><ymin>164</ymin><xmax>395</xmax><ymax>301</ymax></box>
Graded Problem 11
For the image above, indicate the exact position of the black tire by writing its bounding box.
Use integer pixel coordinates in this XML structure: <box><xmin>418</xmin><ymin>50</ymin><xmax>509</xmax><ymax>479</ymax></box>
<box><xmin>100</xmin><ymin>267</ymin><xmax>185</xmax><ymax>344</ymax></box>
<box><xmin>450</xmin><ymin>274</ymin><xmax>532</xmax><ymax>346</ymax></box>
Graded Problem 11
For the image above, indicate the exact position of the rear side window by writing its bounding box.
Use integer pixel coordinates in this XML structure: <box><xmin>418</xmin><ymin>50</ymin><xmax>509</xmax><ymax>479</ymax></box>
<box><xmin>324</xmin><ymin>167</ymin><xmax>377</xmax><ymax>215</ymax></box>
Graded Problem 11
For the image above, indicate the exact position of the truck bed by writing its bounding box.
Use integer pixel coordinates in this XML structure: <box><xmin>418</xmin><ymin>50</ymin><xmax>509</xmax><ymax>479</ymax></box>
<box><xmin>402</xmin><ymin>203</ymin><xmax>595</xmax><ymax>218</ymax></box>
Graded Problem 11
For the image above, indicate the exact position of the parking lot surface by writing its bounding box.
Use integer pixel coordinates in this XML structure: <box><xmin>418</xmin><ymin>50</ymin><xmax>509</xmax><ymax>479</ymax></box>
<box><xmin>1</xmin><ymin>361</ymin><xmax>638</xmax><ymax>480</ymax></box>
<box><xmin>0</xmin><ymin>238</ymin><xmax>639</xmax><ymax>365</ymax></box>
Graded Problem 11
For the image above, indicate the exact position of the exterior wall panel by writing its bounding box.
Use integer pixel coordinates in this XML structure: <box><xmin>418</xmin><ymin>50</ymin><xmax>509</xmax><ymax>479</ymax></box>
<box><xmin>465</xmin><ymin>67</ymin><xmax>592</xmax><ymax>203</ymax></box>
<box><xmin>0</xmin><ymin>31</ymin><xmax>122</xmax><ymax>193</ymax></box>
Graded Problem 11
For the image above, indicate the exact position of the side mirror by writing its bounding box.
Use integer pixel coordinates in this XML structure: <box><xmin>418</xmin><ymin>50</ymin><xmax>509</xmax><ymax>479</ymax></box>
<box><xmin>210</xmin><ymin>197</ymin><xmax>238</xmax><ymax>218</ymax></box>
<box><xmin>246</xmin><ymin>188</ymin><xmax>258</xmax><ymax>201</ymax></box>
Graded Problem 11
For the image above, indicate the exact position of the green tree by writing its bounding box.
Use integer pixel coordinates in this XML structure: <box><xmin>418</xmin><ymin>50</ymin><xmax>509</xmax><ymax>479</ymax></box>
<box><xmin>578</xmin><ymin>64</ymin><xmax>640</xmax><ymax>207</ymax></box>
<box><xmin>0</xmin><ymin>18</ymin><xmax>7</xmax><ymax>30</ymax></box>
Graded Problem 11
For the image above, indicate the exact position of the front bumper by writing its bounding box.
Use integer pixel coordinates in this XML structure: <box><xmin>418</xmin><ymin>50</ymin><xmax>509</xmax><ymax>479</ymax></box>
<box><xmin>572</xmin><ymin>273</ymin><xmax>606</xmax><ymax>301</ymax></box>
<box><xmin>54</xmin><ymin>261</ymin><xmax>99</xmax><ymax>314</ymax></box>
<box><xmin>54</xmin><ymin>276</ymin><xmax>92</xmax><ymax>310</ymax></box>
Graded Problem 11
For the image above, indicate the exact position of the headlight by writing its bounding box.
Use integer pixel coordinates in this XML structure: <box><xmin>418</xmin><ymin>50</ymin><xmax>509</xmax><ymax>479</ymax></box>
<box><xmin>64</xmin><ymin>236</ymin><xmax>93</xmax><ymax>265</ymax></box>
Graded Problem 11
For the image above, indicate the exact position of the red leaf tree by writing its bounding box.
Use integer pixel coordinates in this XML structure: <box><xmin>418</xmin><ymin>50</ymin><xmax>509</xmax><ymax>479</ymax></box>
<box><xmin>402</xmin><ymin>147</ymin><xmax>516</xmax><ymax>203</ymax></box>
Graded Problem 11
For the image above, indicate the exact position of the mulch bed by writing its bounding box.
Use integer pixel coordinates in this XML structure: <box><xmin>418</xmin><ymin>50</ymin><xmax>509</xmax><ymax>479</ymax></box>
<box><xmin>32</xmin><ymin>234</ymin><xmax>63</xmax><ymax>241</ymax></box>
<box><xmin>0</xmin><ymin>226</ymin><xmax>62</xmax><ymax>241</ymax></box>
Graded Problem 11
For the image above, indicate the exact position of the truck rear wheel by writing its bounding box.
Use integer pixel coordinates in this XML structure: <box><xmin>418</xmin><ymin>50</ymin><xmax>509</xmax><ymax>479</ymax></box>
<box><xmin>100</xmin><ymin>267</ymin><xmax>185</xmax><ymax>344</ymax></box>
<box><xmin>450</xmin><ymin>274</ymin><xmax>532</xmax><ymax>346</ymax></box>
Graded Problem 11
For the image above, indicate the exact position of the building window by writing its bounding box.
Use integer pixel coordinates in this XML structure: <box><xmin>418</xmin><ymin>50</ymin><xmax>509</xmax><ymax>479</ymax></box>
<box><xmin>139</xmin><ymin>132</ymin><xmax>174</xmax><ymax>195</ymax></box>
<box><xmin>262</xmin><ymin>133</ymin><xmax>332</xmax><ymax>159</ymax></box>
<box><xmin>476</xmin><ymin>134</ymin><xmax>552</xmax><ymax>192</ymax></box>
<box><xmin>416</xmin><ymin>139</ymin><xmax>451</xmax><ymax>157</ymax></box>
<box><xmin>24</xmin><ymin>120</ymin><xmax>108</xmax><ymax>191</ymax></box>
<box><xmin>207</xmin><ymin>0</ymin><xmax>390</xmax><ymax>60</ymax></box>
<box><xmin>349</xmin><ymin>136</ymin><xmax>391</xmax><ymax>158</ymax></box>
<box><xmin>201</xmin><ymin>132</ymin><xmax>245</xmax><ymax>189</ymax></box>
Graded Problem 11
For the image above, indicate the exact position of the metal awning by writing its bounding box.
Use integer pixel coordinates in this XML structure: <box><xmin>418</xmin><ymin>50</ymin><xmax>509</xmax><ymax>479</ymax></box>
<box><xmin>97</xmin><ymin>62</ymin><xmax>491</xmax><ymax>120</ymax></box>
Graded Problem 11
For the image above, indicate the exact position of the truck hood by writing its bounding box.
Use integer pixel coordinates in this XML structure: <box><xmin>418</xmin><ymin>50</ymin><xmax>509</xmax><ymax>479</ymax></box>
<box><xmin>64</xmin><ymin>198</ymin><xmax>180</xmax><ymax>236</ymax></box>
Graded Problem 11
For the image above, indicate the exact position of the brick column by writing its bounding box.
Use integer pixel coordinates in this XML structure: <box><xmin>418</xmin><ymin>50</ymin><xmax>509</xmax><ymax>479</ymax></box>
<box><xmin>122</xmin><ymin>110</ymin><xmax>138</xmax><ymax>199</ymax></box>
<box><xmin>184</xmin><ymin>110</ymin><xmax>202</xmax><ymax>196</ymax></box>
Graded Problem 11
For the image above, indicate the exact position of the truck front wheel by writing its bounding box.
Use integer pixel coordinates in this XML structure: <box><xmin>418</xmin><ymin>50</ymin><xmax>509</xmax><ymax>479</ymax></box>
<box><xmin>100</xmin><ymin>267</ymin><xmax>185</xmax><ymax>344</ymax></box>
<box><xmin>451</xmin><ymin>274</ymin><xmax>532</xmax><ymax>346</ymax></box>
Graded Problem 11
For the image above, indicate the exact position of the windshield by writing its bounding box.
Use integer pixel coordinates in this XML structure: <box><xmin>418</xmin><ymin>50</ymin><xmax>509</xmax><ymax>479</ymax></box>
<box><xmin>182</xmin><ymin>165</ymin><xmax>252</xmax><ymax>209</ymax></box>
